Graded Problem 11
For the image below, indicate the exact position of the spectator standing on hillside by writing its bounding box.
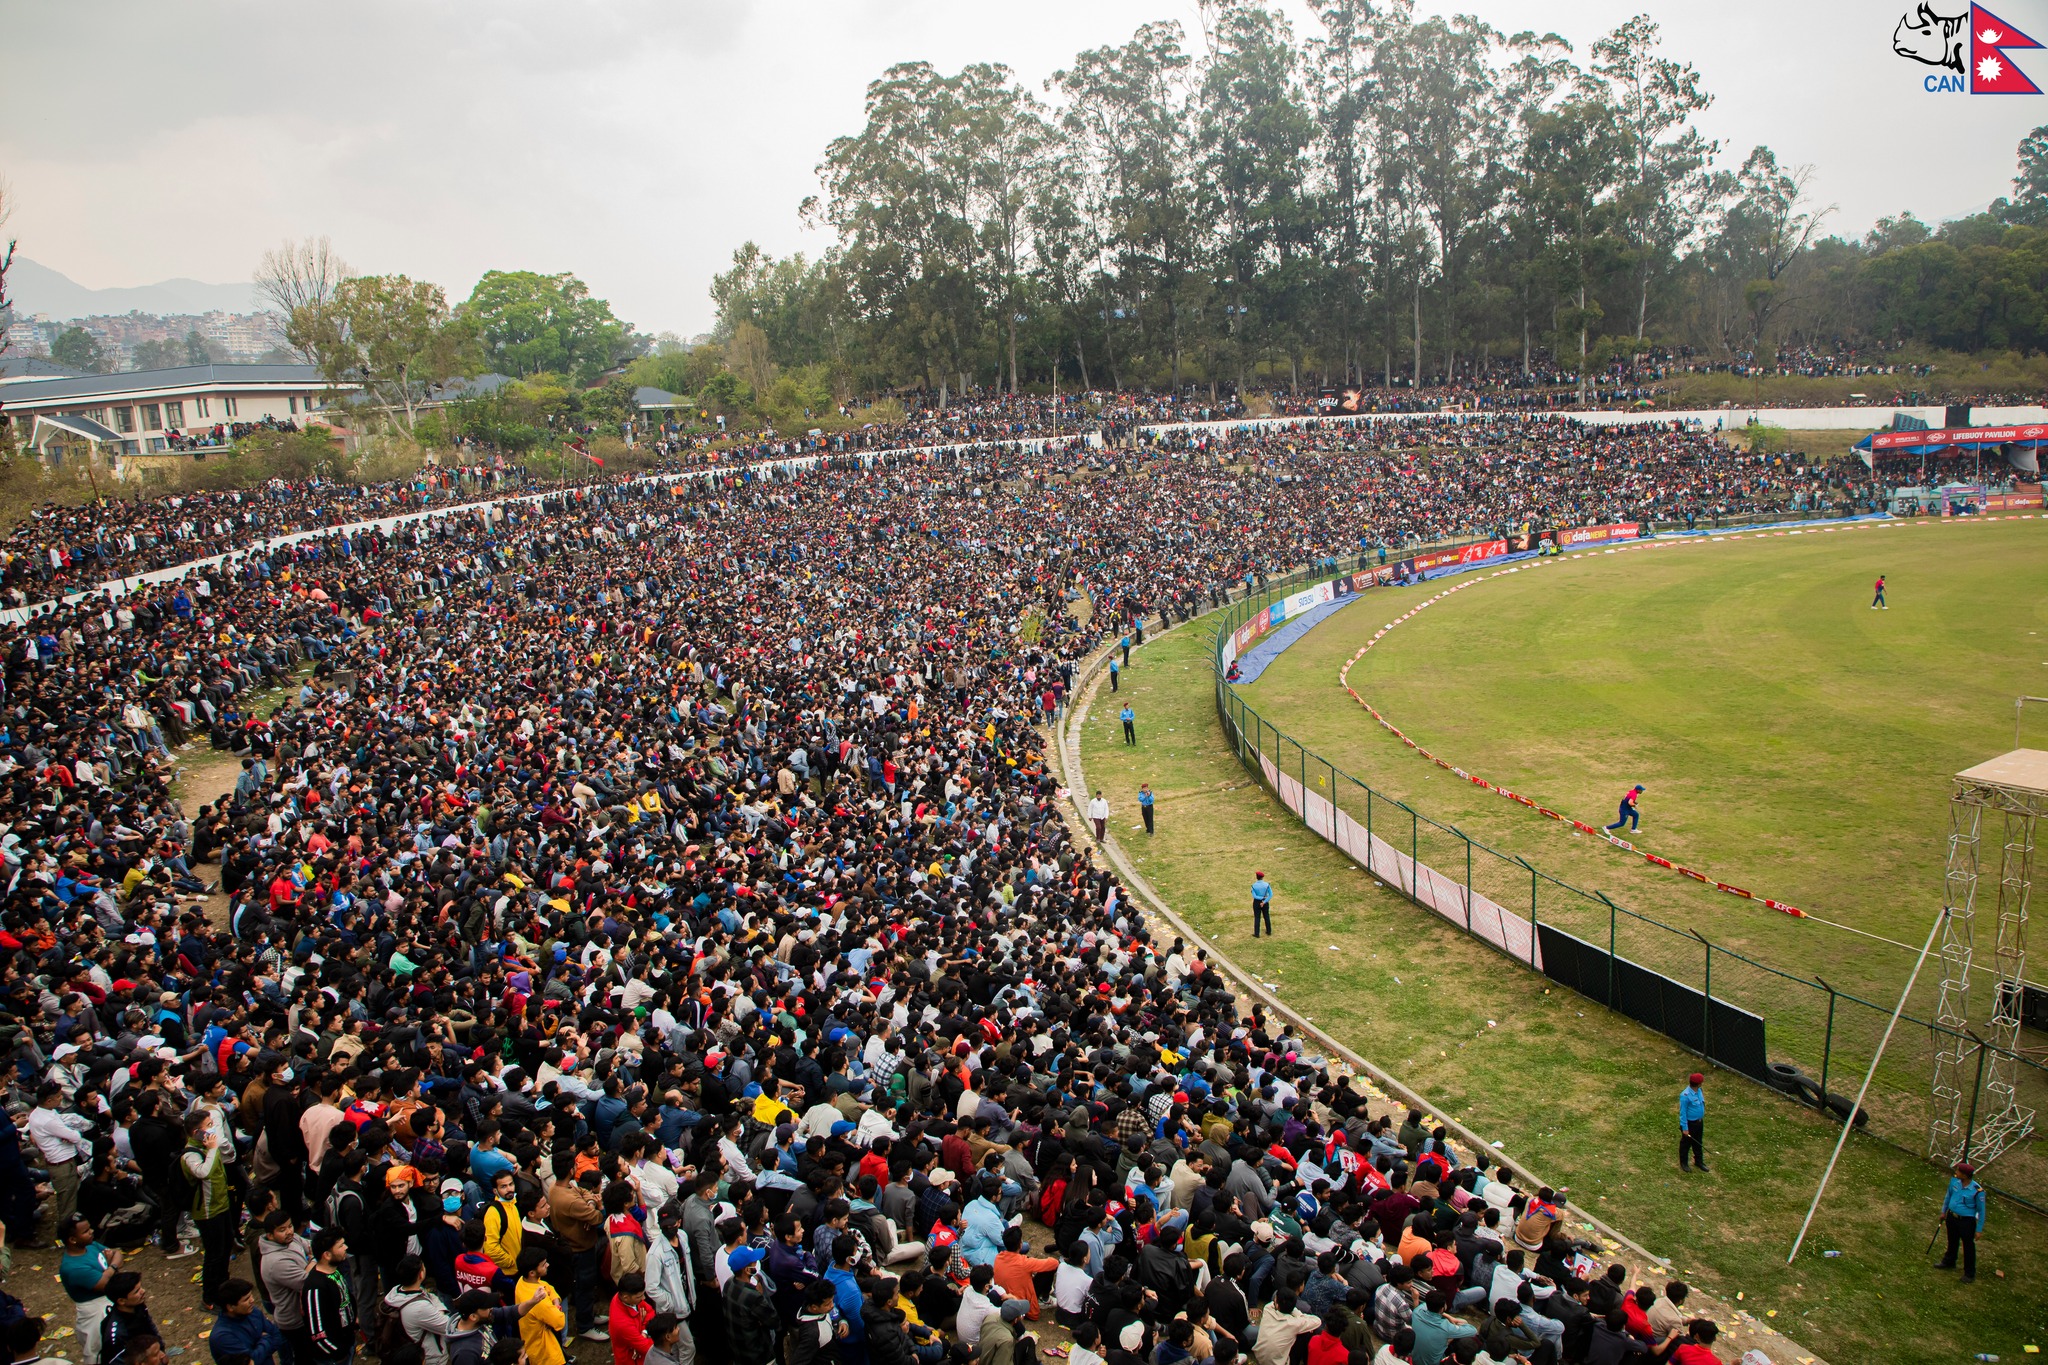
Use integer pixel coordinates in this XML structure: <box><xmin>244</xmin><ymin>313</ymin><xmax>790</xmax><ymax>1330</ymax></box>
<box><xmin>1089</xmin><ymin>791</ymin><xmax>1110</xmax><ymax>842</ymax></box>
<box><xmin>1677</xmin><ymin>1074</ymin><xmax>1707</xmax><ymax>1174</ymax></box>
<box><xmin>1251</xmin><ymin>872</ymin><xmax>1274</xmax><ymax>939</ymax></box>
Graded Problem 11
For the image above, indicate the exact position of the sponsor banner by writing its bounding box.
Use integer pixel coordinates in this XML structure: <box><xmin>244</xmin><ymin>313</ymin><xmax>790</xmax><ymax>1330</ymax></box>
<box><xmin>1870</xmin><ymin>424</ymin><xmax>2048</xmax><ymax>451</ymax></box>
<box><xmin>1556</xmin><ymin>522</ymin><xmax>1641</xmax><ymax>548</ymax></box>
<box><xmin>1271</xmin><ymin>581</ymin><xmax>1336</xmax><ymax>625</ymax></box>
<box><xmin>1224</xmin><ymin>610</ymin><xmax>1271</xmax><ymax>667</ymax></box>
<box><xmin>1985</xmin><ymin>492</ymin><xmax>2045</xmax><ymax>510</ymax></box>
<box><xmin>1224</xmin><ymin>568</ymin><xmax>1397</xmax><ymax>668</ymax></box>
<box><xmin>1333</xmin><ymin>566</ymin><xmax>1394</xmax><ymax>593</ymax></box>
<box><xmin>1395</xmin><ymin>538</ymin><xmax>1512</xmax><ymax>578</ymax></box>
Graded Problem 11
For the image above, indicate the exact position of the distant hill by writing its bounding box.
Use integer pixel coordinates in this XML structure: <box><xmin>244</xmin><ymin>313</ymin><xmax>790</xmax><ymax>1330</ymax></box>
<box><xmin>7</xmin><ymin>258</ymin><xmax>261</xmax><ymax>320</ymax></box>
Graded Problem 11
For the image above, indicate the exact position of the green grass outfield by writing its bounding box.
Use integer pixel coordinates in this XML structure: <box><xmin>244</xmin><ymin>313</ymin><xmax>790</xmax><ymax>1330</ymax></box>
<box><xmin>1242</xmin><ymin>517</ymin><xmax>2048</xmax><ymax>1008</ymax></box>
<box><xmin>1077</xmin><ymin>587</ymin><xmax>2048</xmax><ymax>1365</ymax></box>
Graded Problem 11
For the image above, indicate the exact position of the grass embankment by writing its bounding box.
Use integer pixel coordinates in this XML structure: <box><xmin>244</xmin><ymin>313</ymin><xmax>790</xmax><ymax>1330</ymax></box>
<box><xmin>1080</xmin><ymin>602</ymin><xmax>2048</xmax><ymax>1365</ymax></box>
<box><xmin>1662</xmin><ymin>352</ymin><xmax>2048</xmax><ymax>410</ymax></box>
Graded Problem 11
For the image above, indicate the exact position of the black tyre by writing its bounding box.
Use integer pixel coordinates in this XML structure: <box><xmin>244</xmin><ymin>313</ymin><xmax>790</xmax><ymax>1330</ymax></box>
<box><xmin>1792</xmin><ymin>1074</ymin><xmax>1826</xmax><ymax>1107</ymax></box>
<box><xmin>1823</xmin><ymin>1092</ymin><xmax>1870</xmax><ymax>1127</ymax></box>
<box><xmin>1766</xmin><ymin>1061</ymin><xmax>1805</xmax><ymax>1094</ymax></box>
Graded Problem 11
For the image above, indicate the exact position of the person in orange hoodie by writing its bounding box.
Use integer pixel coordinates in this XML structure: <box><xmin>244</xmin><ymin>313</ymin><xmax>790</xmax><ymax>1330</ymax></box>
<box><xmin>990</xmin><ymin>1228</ymin><xmax>1060</xmax><ymax>1319</ymax></box>
<box><xmin>609</xmin><ymin>1273</ymin><xmax>656</xmax><ymax>1365</ymax></box>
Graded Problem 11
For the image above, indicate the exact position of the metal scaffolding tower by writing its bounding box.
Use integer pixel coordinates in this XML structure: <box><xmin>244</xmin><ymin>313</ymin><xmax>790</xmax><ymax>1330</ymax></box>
<box><xmin>1929</xmin><ymin>745</ymin><xmax>2042</xmax><ymax>1168</ymax></box>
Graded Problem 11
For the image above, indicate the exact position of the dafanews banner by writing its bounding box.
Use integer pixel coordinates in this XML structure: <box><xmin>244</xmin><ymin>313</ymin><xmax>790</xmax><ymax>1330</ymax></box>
<box><xmin>1555</xmin><ymin>522</ymin><xmax>1641</xmax><ymax>548</ymax></box>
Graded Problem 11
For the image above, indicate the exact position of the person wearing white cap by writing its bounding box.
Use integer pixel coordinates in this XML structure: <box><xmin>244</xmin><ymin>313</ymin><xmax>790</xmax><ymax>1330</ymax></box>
<box><xmin>46</xmin><ymin>1043</ymin><xmax>87</xmax><ymax>1100</ymax></box>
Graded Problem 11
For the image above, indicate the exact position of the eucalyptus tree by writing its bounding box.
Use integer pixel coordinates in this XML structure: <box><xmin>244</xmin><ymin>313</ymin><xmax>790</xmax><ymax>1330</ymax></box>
<box><xmin>1051</xmin><ymin>22</ymin><xmax>1203</xmax><ymax>388</ymax></box>
<box><xmin>1591</xmin><ymin>16</ymin><xmax>1718</xmax><ymax>350</ymax></box>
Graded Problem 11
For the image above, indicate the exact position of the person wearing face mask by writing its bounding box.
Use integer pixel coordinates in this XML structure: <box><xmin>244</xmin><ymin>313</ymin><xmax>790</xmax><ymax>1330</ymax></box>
<box><xmin>179</xmin><ymin>1108</ymin><xmax>234</xmax><ymax>1312</ymax></box>
<box><xmin>260</xmin><ymin>1054</ymin><xmax>309</xmax><ymax>1224</ymax></box>
<box><xmin>424</xmin><ymin>1178</ymin><xmax>471</xmax><ymax>1299</ymax></box>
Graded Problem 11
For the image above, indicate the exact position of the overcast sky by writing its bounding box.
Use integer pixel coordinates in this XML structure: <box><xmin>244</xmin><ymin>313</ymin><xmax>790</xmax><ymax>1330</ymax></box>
<box><xmin>1</xmin><ymin>0</ymin><xmax>2037</xmax><ymax>337</ymax></box>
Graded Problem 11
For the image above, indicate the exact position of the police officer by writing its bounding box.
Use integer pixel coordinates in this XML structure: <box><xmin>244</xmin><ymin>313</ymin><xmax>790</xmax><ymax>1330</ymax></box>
<box><xmin>1938</xmin><ymin>1161</ymin><xmax>1985</xmax><ymax>1281</ymax></box>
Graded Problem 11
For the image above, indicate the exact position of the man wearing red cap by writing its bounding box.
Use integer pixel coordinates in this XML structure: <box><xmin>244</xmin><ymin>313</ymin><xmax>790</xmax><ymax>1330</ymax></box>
<box><xmin>1938</xmin><ymin>1161</ymin><xmax>1985</xmax><ymax>1281</ymax></box>
<box><xmin>1677</xmin><ymin>1073</ymin><xmax>1707</xmax><ymax>1173</ymax></box>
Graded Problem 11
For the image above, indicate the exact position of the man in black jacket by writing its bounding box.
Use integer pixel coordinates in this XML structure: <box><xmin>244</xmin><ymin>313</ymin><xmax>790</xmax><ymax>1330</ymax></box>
<box><xmin>98</xmin><ymin>1273</ymin><xmax>161</xmax><ymax>1365</ymax></box>
<box><xmin>1137</xmin><ymin>1226</ymin><xmax>1195</xmax><ymax>1320</ymax></box>
<box><xmin>259</xmin><ymin>1056</ymin><xmax>309</xmax><ymax>1222</ymax></box>
<box><xmin>126</xmin><ymin>1093</ymin><xmax>187</xmax><ymax>1256</ymax></box>
<box><xmin>722</xmin><ymin>1248</ymin><xmax>778</xmax><ymax>1365</ymax></box>
<box><xmin>302</xmin><ymin>1228</ymin><xmax>358</xmax><ymax>1362</ymax></box>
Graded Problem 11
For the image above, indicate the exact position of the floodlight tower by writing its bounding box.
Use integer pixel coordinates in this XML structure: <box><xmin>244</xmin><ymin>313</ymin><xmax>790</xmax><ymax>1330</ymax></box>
<box><xmin>1927</xmin><ymin>711</ymin><xmax>2043</xmax><ymax>1169</ymax></box>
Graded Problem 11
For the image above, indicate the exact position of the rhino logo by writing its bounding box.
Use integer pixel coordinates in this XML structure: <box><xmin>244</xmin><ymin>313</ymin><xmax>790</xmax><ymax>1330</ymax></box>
<box><xmin>1895</xmin><ymin>2</ymin><xmax>1968</xmax><ymax>73</ymax></box>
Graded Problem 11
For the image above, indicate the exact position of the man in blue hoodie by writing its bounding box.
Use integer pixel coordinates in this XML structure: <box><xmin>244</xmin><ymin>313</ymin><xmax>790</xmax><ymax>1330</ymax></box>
<box><xmin>208</xmin><ymin>1280</ymin><xmax>284</xmax><ymax>1365</ymax></box>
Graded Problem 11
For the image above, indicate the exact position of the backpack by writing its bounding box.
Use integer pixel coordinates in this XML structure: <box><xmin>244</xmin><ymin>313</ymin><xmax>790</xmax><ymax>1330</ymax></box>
<box><xmin>372</xmin><ymin>1297</ymin><xmax>412</xmax><ymax>1360</ymax></box>
<box><xmin>326</xmin><ymin>1184</ymin><xmax>364</xmax><ymax>1237</ymax></box>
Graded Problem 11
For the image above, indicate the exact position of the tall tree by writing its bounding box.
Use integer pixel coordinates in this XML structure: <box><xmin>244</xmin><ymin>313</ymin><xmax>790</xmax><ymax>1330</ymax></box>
<box><xmin>1714</xmin><ymin>147</ymin><xmax>1833</xmax><ymax>356</ymax></box>
<box><xmin>462</xmin><ymin>271</ymin><xmax>638</xmax><ymax>384</ymax></box>
<box><xmin>1377</xmin><ymin>15</ymin><xmax>1505</xmax><ymax>380</ymax></box>
<box><xmin>51</xmin><ymin>327</ymin><xmax>108</xmax><ymax>374</ymax></box>
<box><xmin>812</xmin><ymin>62</ymin><xmax>983</xmax><ymax>397</ymax></box>
<box><xmin>1308</xmin><ymin>0</ymin><xmax>1411</xmax><ymax>385</ymax></box>
<box><xmin>1495</xmin><ymin>30</ymin><xmax>1578</xmax><ymax>375</ymax></box>
<box><xmin>254</xmin><ymin>237</ymin><xmax>351</xmax><ymax>363</ymax></box>
<box><xmin>318</xmin><ymin>276</ymin><xmax>479</xmax><ymax>433</ymax></box>
<box><xmin>2001</xmin><ymin>123</ymin><xmax>2048</xmax><ymax>225</ymax></box>
<box><xmin>1591</xmin><ymin>16</ymin><xmax>1717</xmax><ymax>347</ymax></box>
<box><xmin>956</xmin><ymin>65</ymin><xmax>1059</xmax><ymax>393</ymax></box>
<box><xmin>1051</xmin><ymin>24</ymin><xmax>1202</xmax><ymax>388</ymax></box>
<box><xmin>1197</xmin><ymin>0</ymin><xmax>1318</xmax><ymax>394</ymax></box>
<box><xmin>1526</xmin><ymin>97</ymin><xmax>1625</xmax><ymax>403</ymax></box>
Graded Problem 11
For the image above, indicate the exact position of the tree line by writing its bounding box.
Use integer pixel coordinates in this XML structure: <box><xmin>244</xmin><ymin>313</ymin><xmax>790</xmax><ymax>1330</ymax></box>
<box><xmin>253</xmin><ymin>239</ymin><xmax>646</xmax><ymax>435</ymax></box>
<box><xmin>706</xmin><ymin>0</ymin><xmax>2048</xmax><ymax>401</ymax></box>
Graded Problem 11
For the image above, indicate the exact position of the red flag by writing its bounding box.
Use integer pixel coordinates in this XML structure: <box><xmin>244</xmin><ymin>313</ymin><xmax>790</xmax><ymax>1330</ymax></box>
<box><xmin>1972</xmin><ymin>3</ymin><xmax>2043</xmax><ymax>93</ymax></box>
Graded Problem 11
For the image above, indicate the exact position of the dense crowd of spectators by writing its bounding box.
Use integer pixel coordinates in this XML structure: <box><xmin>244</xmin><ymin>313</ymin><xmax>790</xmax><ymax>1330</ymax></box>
<box><xmin>3</xmin><ymin>407</ymin><xmax>1891</xmax><ymax>615</ymax></box>
<box><xmin>0</xmin><ymin>414</ymin><xmax>1868</xmax><ymax>1365</ymax></box>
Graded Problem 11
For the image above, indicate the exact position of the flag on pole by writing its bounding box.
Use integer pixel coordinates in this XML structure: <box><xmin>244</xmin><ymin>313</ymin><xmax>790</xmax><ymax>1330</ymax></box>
<box><xmin>565</xmin><ymin>437</ymin><xmax>603</xmax><ymax>468</ymax></box>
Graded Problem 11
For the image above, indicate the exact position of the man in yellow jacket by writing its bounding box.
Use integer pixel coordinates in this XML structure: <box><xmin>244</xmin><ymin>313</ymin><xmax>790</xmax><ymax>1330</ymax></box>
<box><xmin>483</xmin><ymin>1171</ymin><xmax>523</xmax><ymax>1280</ymax></box>
<box><xmin>517</xmin><ymin>1248</ymin><xmax>567</xmax><ymax>1365</ymax></box>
